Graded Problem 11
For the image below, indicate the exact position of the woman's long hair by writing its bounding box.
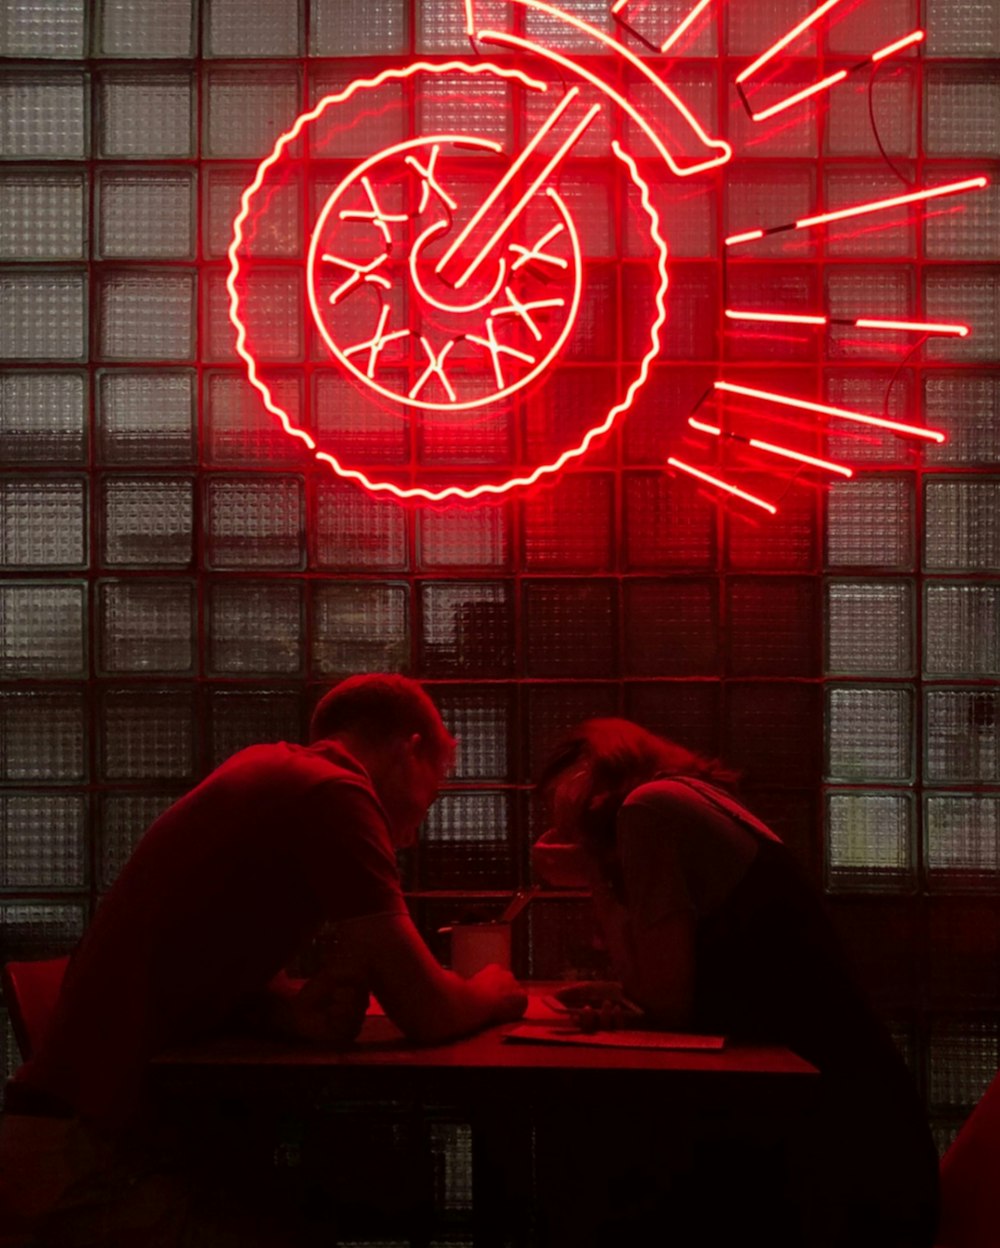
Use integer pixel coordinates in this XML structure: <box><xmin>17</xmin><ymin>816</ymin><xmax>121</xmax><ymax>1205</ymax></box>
<box><xmin>537</xmin><ymin>718</ymin><xmax>737</xmax><ymax>858</ymax></box>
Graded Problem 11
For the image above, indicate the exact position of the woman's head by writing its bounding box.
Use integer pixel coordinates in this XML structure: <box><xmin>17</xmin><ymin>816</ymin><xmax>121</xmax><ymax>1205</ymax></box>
<box><xmin>538</xmin><ymin>718</ymin><xmax>733</xmax><ymax>854</ymax></box>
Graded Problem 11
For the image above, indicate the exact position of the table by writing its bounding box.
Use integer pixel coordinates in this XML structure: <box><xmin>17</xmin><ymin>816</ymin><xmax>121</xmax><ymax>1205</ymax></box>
<box><xmin>150</xmin><ymin>988</ymin><xmax>818</xmax><ymax>1245</ymax></box>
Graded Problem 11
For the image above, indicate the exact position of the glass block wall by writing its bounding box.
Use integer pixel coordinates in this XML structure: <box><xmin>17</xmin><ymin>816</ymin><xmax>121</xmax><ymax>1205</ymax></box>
<box><xmin>1</xmin><ymin>0</ymin><xmax>997</xmax><ymax>1152</ymax></box>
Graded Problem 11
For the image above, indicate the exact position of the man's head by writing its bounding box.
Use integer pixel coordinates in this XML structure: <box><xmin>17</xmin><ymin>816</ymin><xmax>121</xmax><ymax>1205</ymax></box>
<box><xmin>310</xmin><ymin>674</ymin><xmax>455</xmax><ymax>848</ymax></box>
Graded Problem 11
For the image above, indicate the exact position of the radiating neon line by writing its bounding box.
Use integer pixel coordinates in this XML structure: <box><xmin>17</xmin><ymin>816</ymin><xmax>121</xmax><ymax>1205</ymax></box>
<box><xmin>436</xmin><ymin>87</ymin><xmax>586</xmax><ymax>276</ymax></box>
<box><xmin>725</xmin><ymin>177</ymin><xmax>988</xmax><ymax>245</ymax></box>
<box><xmin>660</xmin><ymin>0</ymin><xmax>713</xmax><ymax>53</ymax></box>
<box><xmin>795</xmin><ymin>177</ymin><xmax>989</xmax><ymax>230</ymax></box>
<box><xmin>667</xmin><ymin>458</ymin><xmax>778</xmax><ymax>514</ymax></box>
<box><xmin>854</xmin><ymin>317</ymin><xmax>969</xmax><ymax>337</ymax></box>
<box><xmin>228</xmin><ymin>61</ymin><xmax>546</xmax><ymax>458</ymax></box>
<box><xmin>750</xmin><ymin>71</ymin><xmax>848</xmax><ymax>122</ymax></box>
<box><xmin>610</xmin><ymin>0</ymin><xmax>629</xmax><ymax>12</ymax></box>
<box><xmin>509</xmin><ymin>222</ymin><xmax>568</xmax><ymax>272</ymax></box>
<box><xmin>451</xmin><ymin>100</ymin><xmax>603</xmax><ymax>289</ymax></box>
<box><xmin>690</xmin><ymin>418</ymin><xmax>853</xmax><ymax>477</ymax></box>
<box><xmin>726</xmin><ymin>309</ymin><xmax>828</xmax><ymax>326</ymax></box>
<box><xmin>871</xmin><ymin>29</ymin><xmax>925</xmax><ymax>61</ymax></box>
<box><xmin>726</xmin><ymin>309</ymin><xmax>970</xmax><ymax>337</ymax></box>
<box><xmin>737</xmin><ymin>0</ymin><xmax>847</xmax><ymax>84</ymax></box>
<box><xmin>714</xmin><ymin>382</ymin><xmax>945</xmax><ymax>443</ymax></box>
<box><xmin>479</xmin><ymin>20</ymin><xmax>732</xmax><ymax>177</ymax></box>
<box><xmin>313</xmin><ymin>141</ymin><xmax>668</xmax><ymax>502</ymax></box>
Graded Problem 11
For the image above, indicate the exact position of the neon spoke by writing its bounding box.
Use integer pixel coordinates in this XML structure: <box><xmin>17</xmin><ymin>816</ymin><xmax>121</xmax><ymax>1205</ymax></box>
<box><xmin>342</xmin><ymin>304</ymin><xmax>410</xmax><ymax>379</ymax></box>
<box><xmin>714</xmin><ymin>381</ymin><xmax>945</xmax><ymax>442</ymax></box>
<box><xmin>737</xmin><ymin>0</ymin><xmax>847</xmax><ymax>84</ymax></box>
<box><xmin>491</xmin><ymin>288</ymin><xmax>565</xmax><ymax>342</ymax></box>
<box><xmin>667</xmin><ymin>458</ymin><xmax>778</xmax><ymax>514</ymax></box>
<box><xmin>660</xmin><ymin>0</ymin><xmax>714</xmax><ymax>53</ymax></box>
<box><xmin>405</xmin><ymin>144</ymin><xmax>458</xmax><ymax>214</ymax></box>
<box><xmin>322</xmin><ymin>251</ymin><xmax>391</xmax><ymax>305</ymax></box>
<box><xmin>339</xmin><ymin>176</ymin><xmax>408</xmax><ymax>245</ymax></box>
<box><xmin>750</xmin><ymin>71</ymin><xmax>848</xmax><ymax>122</ymax></box>
<box><xmin>872</xmin><ymin>30</ymin><xmax>925</xmax><ymax>61</ymax></box>
<box><xmin>410</xmin><ymin>337</ymin><xmax>458</xmax><ymax>403</ymax></box>
<box><xmin>509</xmin><ymin>222</ymin><xmax>568</xmax><ymax>272</ymax></box>
<box><xmin>467</xmin><ymin>318</ymin><xmax>536</xmax><ymax>391</ymax></box>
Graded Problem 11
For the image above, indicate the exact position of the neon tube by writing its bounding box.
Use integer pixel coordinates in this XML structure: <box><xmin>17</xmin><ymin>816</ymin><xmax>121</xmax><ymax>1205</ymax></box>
<box><xmin>750</xmin><ymin>71</ymin><xmax>848</xmax><ymax>122</ymax></box>
<box><xmin>871</xmin><ymin>29</ymin><xmax>925</xmax><ymax>61</ymax></box>
<box><xmin>737</xmin><ymin>0</ymin><xmax>847</xmax><ymax>84</ymax></box>
<box><xmin>690</xmin><ymin>418</ymin><xmax>853</xmax><ymax>477</ymax></box>
<box><xmin>726</xmin><ymin>309</ymin><xmax>970</xmax><ymax>337</ymax></box>
<box><xmin>667</xmin><ymin>459</ymin><xmax>778</xmax><ymax>514</ymax></box>
<box><xmin>725</xmin><ymin>177</ymin><xmax>988</xmax><ymax>245</ymax></box>
<box><xmin>726</xmin><ymin>309</ymin><xmax>828</xmax><ymax>326</ymax></box>
<box><xmin>660</xmin><ymin>0</ymin><xmax>714</xmax><ymax>53</ymax></box>
<box><xmin>854</xmin><ymin>317</ymin><xmax>969</xmax><ymax>337</ymax></box>
<box><xmin>714</xmin><ymin>382</ymin><xmax>945</xmax><ymax>442</ymax></box>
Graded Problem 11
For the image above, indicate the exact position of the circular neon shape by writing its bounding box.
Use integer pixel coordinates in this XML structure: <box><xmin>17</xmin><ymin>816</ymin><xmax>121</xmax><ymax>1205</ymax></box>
<box><xmin>229</xmin><ymin>61</ymin><xmax>670</xmax><ymax>503</ymax></box>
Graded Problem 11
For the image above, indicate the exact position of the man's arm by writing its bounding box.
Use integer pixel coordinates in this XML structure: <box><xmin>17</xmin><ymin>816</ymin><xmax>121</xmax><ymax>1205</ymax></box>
<box><xmin>309</xmin><ymin>911</ymin><xmax>527</xmax><ymax>1046</ymax></box>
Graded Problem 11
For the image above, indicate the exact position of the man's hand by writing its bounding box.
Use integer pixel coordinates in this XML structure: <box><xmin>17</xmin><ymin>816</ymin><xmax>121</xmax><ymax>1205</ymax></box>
<box><xmin>467</xmin><ymin>963</ymin><xmax>529</xmax><ymax>1024</ymax></box>
<box><xmin>281</xmin><ymin>968</ymin><xmax>370</xmax><ymax>1047</ymax></box>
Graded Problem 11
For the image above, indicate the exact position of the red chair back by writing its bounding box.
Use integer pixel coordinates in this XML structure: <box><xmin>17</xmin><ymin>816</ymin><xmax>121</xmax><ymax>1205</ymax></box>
<box><xmin>938</xmin><ymin>1069</ymin><xmax>1000</xmax><ymax>1248</ymax></box>
<box><xmin>1</xmin><ymin>956</ymin><xmax>70</xmax><ymax>1061</ymax></box>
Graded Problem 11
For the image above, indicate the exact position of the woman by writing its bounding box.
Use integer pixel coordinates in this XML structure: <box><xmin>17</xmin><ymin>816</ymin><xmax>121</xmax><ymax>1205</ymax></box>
<box><xmin>533</xmin><ymin>718</ymin><xmax>939</xmax><ymax>1248</ymax></box>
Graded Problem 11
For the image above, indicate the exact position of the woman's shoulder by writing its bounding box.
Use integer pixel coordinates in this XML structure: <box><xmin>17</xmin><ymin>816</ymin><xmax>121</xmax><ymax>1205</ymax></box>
<box><xmin>623</xmin><ymin>776</ymin><xmax>719</xmax><ymax>814</ymax></box>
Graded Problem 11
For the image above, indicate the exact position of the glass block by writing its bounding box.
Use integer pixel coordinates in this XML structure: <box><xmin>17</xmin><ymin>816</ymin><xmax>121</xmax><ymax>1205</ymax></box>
<box><xmin>924</xmin><ymin>269</ymin><xmax>1000</xmax><ymax>363</ymax></box>
<box><xmin>0</xmin><ymin>793</ymin><xmax>86</xmax><ymax>887</ymax></box>
<box><xmin>727</xmin><ymin>75</ymin><xmax>817</xmax><ymax>161</ymax></box>
<box><xmin>314</xmin><ymin>371</ymin><xmax>408</xmax><ymax>466</ymax></box>
<box><xmin>0</xmin><ymin>689</ymin><xmax>86</xmax><ymax>782</ymax></box>
<box><xmin>524</xmin><ymin>365</ymin><xmax>617</xmax><ymax>465</ymax></box>
<box><xmin>101</xmin><ymin>476</ymin><xmax>193</xmax><ymax>568</ymax></box>
<box><xmin>826</xmin><ymin>791</ymin><xmax>914</xmax><ymax>892</ymax></box>
<box><xmin>97</xmin><ymin>171</ymin><xmax>194</xmax><ymax>260</ymax></box>
<box><xmin>926</xmin><ymin>0</ymin><xmax>1000</xmax><ymax>55</ymax></box>
<box><xmin>420</xmin><ymin>792</ymin><xmax>514</xmax><ymax>891</ymax></box>
<box><xmin>206</xmin><ymin>371</ymin><xmax>302</xmax><ymax>466</ymax></box>
<box><xmin>0</xmin><ymin>271</ymin><xmax>86</xmax><ymax>360</ymax></box>
<box><xmin>0</xmin><ymin>902</ymin><xmax>85</xmax><ymax>959</ymax></box>
<box><xmin>205</xmin><ymin>476</ymin><xmax>304</xmax><ymax>569</ymax></box>
<box><xmin>312</xmin><ymin>582</ymin><xmax>409</xmax><ymax>676</ymax></box>
<box><xmin>825</xmin><ymin>580</ymin><xmax>914</xmax><ymax>676</ymax></box>
<box><xmin>418</xmin><ymin>505</ymin><xmax>508</xmax><ymax>570</ymax></box>
<box><xmin>207</xmin><ymin>687</ymin><xmax>302</xmax><ymax>770</ymax></box>
<box><xmin>0</xmin><ymin>582</ymin><xmax>85</xmax><ymax>677</ymax></box>
<box><xmin>418</xmin><ymin>76</ymin><xmax>511</xmax><ymax>152</ymax></box>
<box><xmin>205</xmin><ymin>166</ymin><xmax>300</xmax><ymax>259</ymax></box>
<box><xmin>827</xmin><ymin>0</ymin><xmax>916</xmax><ymax>49</ymax></box>
<box><xmin>523</xmin><ymin>476</ymin><xmax>614</xmax><ymax>571</ymax></box>
<box><xmin>929</xmin><ymin>899</ymin><xmax>1000</xmax><ymax>1007</ymax></box>
<box><xmin>726</xmin><ymin>682</ymin><xmax>822</xmax><ymax>784</ymax></box>
<box><xmin>728</xmin><ymin>578</ymin><xmax>818</xmax><ymax>677</ymax></box>
<box><xmin>0</xmin><ymin>477</ymin><xmax>86</xmax><ymax>568</ymax></box>
<box><xmin>633</xmin><ymin>264</ymin><xmax>716</xmax><ymax>363</ymax></box>
<box><xmin>826</xmin><ymin>477</ymin><xmax>915</xmax><ymax>570</ymax></box>
<box><xmin>625</xmin><ymin>681</ymin><xmax>721</xmax><ymax>763</ymax></box>
<box><xmin>628</xmin><ymin>179</ymin><xmax>715</xmax><ymax>259</ymax></box>
<box><xmin>100</xmin><ymin>791</ymin><xmax>177</xmax><ymax>889</ymax></box>
<box><xmin>420</xmin><ymin>582</ymin><xmax>515</xmax><ymax>678</ymax></box>
<box><xmin>0</xmin><ymin>371</ymin><xmax>86</xmax><ymax>464</ymax></box>
<box><xmin>926</xmin><ymin>69</ymin><xmax>1000</xmax><ymax>155</ymax></box>
<box><xmin>433</xmin><ymin>686</ymin><xmax>511</xmax><ymax>782</ymax></box>
<box><xmin>925</xmin><ymin>374</ymin><xmax>1000</xmax><ymax>467</ymax></box>
<box><xmin>523</xmin><ymin>682</ymin><xmax>619</xmax><ymax>784</ymax></box>
<box><xmin>98</xmin><ymin>371</ymin><xmax>195</xmax><ymax>464</ymax></box>
<box><xmin>928</xmin><ymin>1021</ymin><xmax>999</xmax><ymax>1110</ymax></box>
<box><xmin>204</xmin><ymin>68</ymin><xmax>300</xmax><ymax>159</ymax></box>
<box><xmin>924</xmin><ymin>478</ymin><xmax>1000</xmax><ymax>572</ymax></box>
<box><xmin>99</xmin><ymin>72</ymin><xmax>193</xmax><ymax>159</ymax></box>
<box><xmin>927</xmin><ymin>795</ymin><xmax>1000</xmax><ymax>890</ymax></box>
<box><xmin>824</xmin><ymin>168</ymin><xmax>915</xmax><ymax>259</ymax></box>
<box><xmin>418</xmin><ymin>394</ymin><xmax>513</xmax><ymax>465</ymax></box>
<box><xmin>723</xmin><ymin>264</ymin><xmax>819</xmax><ymax>365</ymax></box>
<box><xmin>925</xmin><ymin>168</ymin><xmax>1000</xmax><ymax>260</ymax></box>
<box><xmin>527</xmin><ymin>897</ymin><xmax>607</xmax><ymax>980</ymax></box>
<box><xmin>205</xmin><ymin>268</ymin><xmax>301</xmax><ymax>364</ymax></box>
<box><xmin>307</xmin><ymin>73</ymin><xmax>406</xmax><ymax>159</ymax></box>
<box><xmin>926</xmin><ymin>689</ymin><xmax>1000</xmax><ymax>784</ymax></box>
<box><xmin>624</xmin><ymin>580</ymin><xmax>719</xmax><ymax>677</ymax></box>
<box><xmin>523</xmin><ymin>580</ymin><xmax>616</xmax><ymax>679</ymax></box>
<box><xmin>825</xmin><ymin>685</ymin><xmax>913</xmax><ymax>782</ymax></box>
<box><xmin>100</xmin><ymin>688</ymin><xmax>195</xmax><ymax>781</ymax></box>
<box><xmin>826</xmin><ymin>268</ymin><xmax>914</xmax><ymax>360</ymax></box>
<box><xmin>313</xmin><ymin>479</ymin><xmax>407</xmax><ymax>571</ymax></box>
<box><xmin>208</xmin><ymin>580</ymin><xmax>302</xmax><ymax>674</ymax></box>
<box><xmin>0</xmin><ymin>72</ymin><xmax>87</xmax><ymax>159</ymax></box>
<box><xmin>623</xmin><ymin>473</ymin><xmax>717</xmax><ymax>570</ymax></box>
<box><xmin>1</xmin><ymin>0</ymin><xmax>85</xmax><ymax>55</ymax></box>
<box><xmin>99</xmin><ymin>270</ymin><xmax>195</xmax><ymax>361</ymax></box>
<box><xmin>726</xmin><ymin>480</ymin><xmax>818</xmax><ymax>571</ymax></box>
<box><xmin>2</xmin><ymin>1007</ymin><xmax>18</xmax><ymax>1087</ymax></box>
<box><xmin>0</xmin><ymin>171</ymin><xmax>86</xmax><ymax>260</ymax></box>
<box><xmin>416</xmin><ymin>0</ymin><xmax>511</xmax><ymax>51</ymax></box>
<box><xmin>98</xmin><ymin>0</ymin><xmax>194</xmax><ymax>56</ymax></box>
<box><xmin>825</xmin><ymin>70</ymin><xmax>915</xmax><ymax>158</ymax></box>
<box><xmin>311</xmin><ymin>0</ymin><xmax>406</xmax><ymax>54</ymax></box>
<box><xmin>207</xmin><ymin>0</ymin><xmax>300</xmax><ymax>55</ymax></box>
<box><xmin>525</xmin><ymin>0</ymin><xmax>612</xmax><ymax>50</ymax></box>
<box><xmin>725</xmin><ymin>165</ymin><xmax>816</xmax><ymax>260</ymax></box>
<box><xmin>428</xmin><ymin>1121</ymin><xmax>474</xmax><ymax>1213</ymax></box>
<box><xmin>98</xmin><ymin>579</ymin><xmax>194</xmax><ymax>674</ymax></box>
<box><xmin>925</xmin><ymin>582</ymin><xmax>1000</xmax><ymax>677</ymax></box>
<box><xmin>823</xmin><ymin>370</ymin><xmax>914</xmax><ymax>466</ymax></box>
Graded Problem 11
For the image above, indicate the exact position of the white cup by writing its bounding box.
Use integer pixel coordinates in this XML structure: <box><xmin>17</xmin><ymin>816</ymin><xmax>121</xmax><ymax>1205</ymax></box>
<box><xmin>450</xmin><ymin>922</ymin><xmax>512</xmax><ymax>978</ymax></box>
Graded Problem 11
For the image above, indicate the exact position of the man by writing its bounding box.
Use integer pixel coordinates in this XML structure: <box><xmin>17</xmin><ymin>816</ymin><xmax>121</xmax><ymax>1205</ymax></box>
<box><xmin>0</xmin><ymin>673</ymin><xmax>527</xmax><ymax>1243</ymax></box>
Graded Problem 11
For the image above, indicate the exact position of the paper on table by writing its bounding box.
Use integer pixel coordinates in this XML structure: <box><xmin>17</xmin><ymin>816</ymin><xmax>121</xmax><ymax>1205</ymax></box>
<box><xmin>504</xmin><ymin>1024</ymin><xmax>726</xmax><ymax>1050</ymax></box>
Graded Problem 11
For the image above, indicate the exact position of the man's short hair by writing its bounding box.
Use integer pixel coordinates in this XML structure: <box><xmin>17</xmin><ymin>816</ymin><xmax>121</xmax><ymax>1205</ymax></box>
<box><xmin>310</xmin><ymin>674</ymin><xmax>454</xmax><ymax>764</ymax></box>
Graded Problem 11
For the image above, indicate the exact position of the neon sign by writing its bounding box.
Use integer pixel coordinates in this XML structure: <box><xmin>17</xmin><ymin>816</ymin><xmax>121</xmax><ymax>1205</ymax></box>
<box><xmin>230</xmin><ymin>0</ymin><xmax>982</xmax><ymax>511</ymax></box>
